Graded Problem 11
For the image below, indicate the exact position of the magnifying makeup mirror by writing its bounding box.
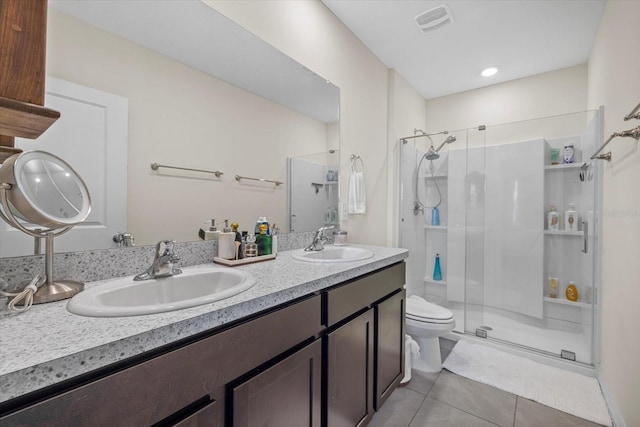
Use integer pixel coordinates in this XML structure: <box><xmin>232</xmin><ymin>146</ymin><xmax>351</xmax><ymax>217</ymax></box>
<box><xmin>0</xmin><ymin>150</ymin><xmax>92</xmax><ymax>303</ymax></box>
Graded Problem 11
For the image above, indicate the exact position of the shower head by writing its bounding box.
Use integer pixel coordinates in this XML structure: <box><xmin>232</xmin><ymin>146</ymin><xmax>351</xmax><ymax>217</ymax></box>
<box><xmin>425</xmin><ymin>148</ymin><xmax>440</xmax><ymax>160</ymax></box>
<box><xmin>425</xmin><ymin>135</ymin><xmax>457</xmax><ymax>160</ymax></box>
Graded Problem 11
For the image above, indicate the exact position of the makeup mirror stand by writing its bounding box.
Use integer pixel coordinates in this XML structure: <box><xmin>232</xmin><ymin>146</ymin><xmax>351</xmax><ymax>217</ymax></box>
<box><xmin>0</xmin><ymin>185</ymin><xmax>85</xmax><ymax>304</ymax></box>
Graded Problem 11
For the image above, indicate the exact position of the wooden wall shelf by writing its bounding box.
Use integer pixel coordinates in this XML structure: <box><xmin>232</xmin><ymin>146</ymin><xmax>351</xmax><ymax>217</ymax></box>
<box><xmin>0</xmin><ymin>96</ymin><xmax>60</xmax><ymax>139</ymax></box>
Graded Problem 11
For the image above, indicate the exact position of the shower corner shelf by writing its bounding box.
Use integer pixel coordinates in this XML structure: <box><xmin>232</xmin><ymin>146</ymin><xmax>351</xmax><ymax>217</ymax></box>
<box><xmin>544</xmin><ymin>163</ymin><xmax>583</xmax><ymax>170</ymax></box>
<box><xmin>419</xmin><ymin>173</ymin><xmax>447</xmax><ymax>179</ymax></box>
<box><xmin>424</xmin><ymin>278</ymin><xmax>447</xmax><ymax>285</ymax></box>
<box><xmin>544</xmin><ymin>230</ymin><xmax>582</xmax><ymax>236</ymax></box>
<box><xmin>543</xmin><ymin>297</ymin><xmax>591</xmax><ymax>309</ymax></box>
<box><xmin>424</xmin><ymin>225</ymin><xmax>447</xmax><ymax>230</ymax></box>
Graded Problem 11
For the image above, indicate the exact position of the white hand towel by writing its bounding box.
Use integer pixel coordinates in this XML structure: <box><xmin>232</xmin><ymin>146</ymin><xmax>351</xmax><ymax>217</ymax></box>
<box><xmin>348</xmin><ymin>170</ymin><xmax>366</xmax><ymax>214</ymax></box>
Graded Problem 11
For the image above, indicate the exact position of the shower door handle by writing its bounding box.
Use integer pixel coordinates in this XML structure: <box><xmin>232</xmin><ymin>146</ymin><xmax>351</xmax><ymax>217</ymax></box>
<box><xmin>582</xmin><ymin>220</ymin><xmax>588</xmax><ymax>253</ymax></box>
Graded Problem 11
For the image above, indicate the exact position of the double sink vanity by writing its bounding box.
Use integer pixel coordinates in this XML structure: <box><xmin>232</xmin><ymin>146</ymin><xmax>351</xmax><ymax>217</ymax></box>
<box><xmin>0</xmin><ymin>244</ymin><xmax>408</xmax><ymax>426</ymax></box>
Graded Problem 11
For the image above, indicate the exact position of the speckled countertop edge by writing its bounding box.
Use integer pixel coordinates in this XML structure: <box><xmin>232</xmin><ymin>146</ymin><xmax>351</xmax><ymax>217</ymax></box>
<box><xmin>0</xmin><ymin>245</ymin><xmax>407</xmax><ymax>403</ymax></box>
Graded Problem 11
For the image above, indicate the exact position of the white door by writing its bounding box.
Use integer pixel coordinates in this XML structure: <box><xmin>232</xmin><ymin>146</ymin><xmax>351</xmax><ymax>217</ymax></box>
<box><xmin>0</xmin><ymin>76</ymin><xmax>128</xmax><ymax>257</ymax></box>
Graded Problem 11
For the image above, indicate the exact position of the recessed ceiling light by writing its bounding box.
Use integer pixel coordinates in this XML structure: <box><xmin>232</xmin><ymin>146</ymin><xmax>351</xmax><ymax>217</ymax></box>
<box><xmin>481</xmin><ymin>67</ymin><xmax>498</xmax><ymax>77</ymax></box>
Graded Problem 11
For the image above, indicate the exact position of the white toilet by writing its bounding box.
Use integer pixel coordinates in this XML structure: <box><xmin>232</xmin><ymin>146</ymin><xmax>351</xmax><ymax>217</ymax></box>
<box><xmin>405</xmin><ymin>295</ymin><xmax>456</xmax><ymax>373</ymax></box>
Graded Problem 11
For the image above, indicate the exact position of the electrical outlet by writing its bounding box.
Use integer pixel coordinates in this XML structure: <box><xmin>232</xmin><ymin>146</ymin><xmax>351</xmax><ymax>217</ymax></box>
<box><xmin>340</xmin><ymin>202</ymin><xmax>349</xmax><ymax>220</ymax></box>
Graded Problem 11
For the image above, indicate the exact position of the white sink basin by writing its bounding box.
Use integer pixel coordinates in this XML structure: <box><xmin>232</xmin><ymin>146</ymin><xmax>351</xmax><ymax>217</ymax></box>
<box><xmin>67</xmin><ymin>267</ymin><xmax>256</xmax><ymax>317</ymax></box>
<box><xmin>292</xmin><ymin>246</ymin><xmax>374</xmax><ymax>263</ymax></box>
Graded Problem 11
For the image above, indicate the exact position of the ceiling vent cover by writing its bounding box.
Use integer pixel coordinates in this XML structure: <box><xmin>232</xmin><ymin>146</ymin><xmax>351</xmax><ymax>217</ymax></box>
<box><xmin>415</xmin><ymin>5</ymin><xmax>454</xmax><ymax>33</ymax></box>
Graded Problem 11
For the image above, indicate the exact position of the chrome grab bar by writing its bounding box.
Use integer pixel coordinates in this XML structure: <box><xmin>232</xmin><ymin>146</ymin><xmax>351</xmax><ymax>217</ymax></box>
<box><xmin>235</xmin><ymin>175</ymin><xmax>283</xmax><ymax>186</ymax></box>
<box><xmin>150</xmin><ymin>162</ymin><xmax>223</xmax><ymax>178</ymax></box>
<box><xmin>582</xmin><ymin>220</ymin><xmax>588</xmax><ymax>254</ymax></box>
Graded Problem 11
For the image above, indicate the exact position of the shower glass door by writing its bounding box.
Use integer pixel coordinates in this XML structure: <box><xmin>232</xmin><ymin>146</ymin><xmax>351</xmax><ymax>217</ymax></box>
<box><xmin>464</xmin><ymin>110</ymin><xmax>601</xmax><ymax>366</ymax></box>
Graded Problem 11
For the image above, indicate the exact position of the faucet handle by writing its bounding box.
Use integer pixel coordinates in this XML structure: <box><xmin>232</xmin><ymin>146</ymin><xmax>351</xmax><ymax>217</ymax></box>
<box><xmin>155</xmin><ymin>239</ymin><xmax>176</xmax><ymax>257</ymax></box>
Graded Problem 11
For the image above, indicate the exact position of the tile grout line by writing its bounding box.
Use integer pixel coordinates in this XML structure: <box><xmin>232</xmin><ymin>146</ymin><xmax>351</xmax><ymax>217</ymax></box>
<box><xmin>513</xmin><ymin>396</ymin><xmax>519</xmax><ymax>427</ymax></box>
<box><xmin>426</xmin><ymin>373</ymin><xmax>510</xmax><ymax>427</ymax></box>
<box><xmin>405</xmin><ymin>393</ymin><xmax>428</xmax><ymax>427</ymax></box>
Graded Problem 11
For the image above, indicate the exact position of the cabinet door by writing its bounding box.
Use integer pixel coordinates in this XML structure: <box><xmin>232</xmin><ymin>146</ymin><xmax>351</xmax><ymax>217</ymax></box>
<box><xmin>327</xmin><ymin>309</ymin><xmax>374</xmax><ymax>427</ymax></box>
<box><xmin>172</xmin><ymin>399</ymin><xmax>222</xmax><ymax>427</ymax></box>
<box><xmin>231</xmin><ymin>339</ymin><xmax>322</xmax><ymax>427</ymax></box>
<box><xmin>375</xmin><ymin>289</ymin><xmax>405</xmax><ymax>410</ymax></box>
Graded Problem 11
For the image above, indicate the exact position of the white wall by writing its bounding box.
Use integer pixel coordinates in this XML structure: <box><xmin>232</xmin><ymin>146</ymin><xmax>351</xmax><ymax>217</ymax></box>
<box><xmin>46</xmin><ymin>9</ymin><xmax>328</xmax><ymax>245</ymax></box>
<box><xmin>205</xmin><ymin>0</ymin><xmax>391</xmax><ymax>245</ymax></box>
<box><xmin>587</xmin><ymin>1</ymin><xmax>640</xmax><ymax>425</ymax></box>
<box><xmin>425</xmin><ymin>64</ymin><xmax>588</xmax><ymax>132</ymax></box>
<box><xmin>388</xmin><ymin>70</ymin><xmax>429</xmax><ymax>294</ymax></box>
<box><xmin>388</xmin><ymin>70</ymin><xmax>429</xmax><ymax>245</ymax></box>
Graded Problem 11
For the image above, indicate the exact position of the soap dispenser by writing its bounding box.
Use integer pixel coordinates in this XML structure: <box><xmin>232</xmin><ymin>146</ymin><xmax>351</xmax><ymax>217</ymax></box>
<box><xmin>199</xmin><ymin>219</ymin><xmax>220</xmax><ymax>241</ymax></box>
<box><xmin>218</xmin><ymin>220</ymin><xmax>236</xmax><ymax>260</ymax></box>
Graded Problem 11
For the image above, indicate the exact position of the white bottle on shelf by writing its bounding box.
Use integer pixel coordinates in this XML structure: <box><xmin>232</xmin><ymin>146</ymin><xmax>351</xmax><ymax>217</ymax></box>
<box><xmin>548</xmin><ymin>205</ymin><xmax>559</xmax><ymax>231</ymax></box>
<box><xmin>565</xmin><ymin>203</ymin><xmax>578</xmax><ymax>231</ymax></box>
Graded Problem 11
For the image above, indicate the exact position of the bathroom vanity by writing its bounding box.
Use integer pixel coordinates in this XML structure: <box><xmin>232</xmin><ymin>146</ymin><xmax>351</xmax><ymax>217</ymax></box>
<box><xmin>0</xmin><ymin>246</ymin><xmax>407</xmax><ymax>426</ymax></box>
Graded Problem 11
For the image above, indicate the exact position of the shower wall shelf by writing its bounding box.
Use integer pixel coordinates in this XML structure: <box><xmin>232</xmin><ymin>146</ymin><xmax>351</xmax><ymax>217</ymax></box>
<box><xmin>544</xmin><ymin>163</ymin><xmax>582</xmax><ymax>170</ymax></box>
<box><xmin>544</xmin><ymin>230</ymin><xmax>582</xmax><ymax>236</ymax></box>
<box><xmin>424</xmin><ymin>278</ymin><xmax>447</xmax><ymax>286</ymax></box>
<box><xmin>544</xmin><ymin>297</ymin><xmax>591</xmax><ymax>309</ymax></box>
<box><xmin>542</xmin><ymin>135</ymin><xmax>595</xmax><ymax>332</ymax></box>
<box><xmin>419</xmin><ymin>173</ymin><xmax>447</xmax><ymax>179</ymax></box>
<box><xmin>424</xmin><ymin>225</ymin><xmax>447</xmax><ymax>230</ymax></box>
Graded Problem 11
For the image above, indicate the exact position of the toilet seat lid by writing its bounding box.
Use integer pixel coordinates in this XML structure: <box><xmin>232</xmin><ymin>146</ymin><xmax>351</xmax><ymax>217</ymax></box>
<box><xmin>406</xmin><ymin>295</ymin><xmax>454</xmax><ymax>321</ymax></box>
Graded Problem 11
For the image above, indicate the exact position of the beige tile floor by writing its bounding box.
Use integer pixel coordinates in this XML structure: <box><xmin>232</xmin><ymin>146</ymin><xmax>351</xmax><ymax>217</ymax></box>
<box><xmin>369</xmin><ymin>339</ymin><xmax>604</xmax><ymax>427</ymax></box>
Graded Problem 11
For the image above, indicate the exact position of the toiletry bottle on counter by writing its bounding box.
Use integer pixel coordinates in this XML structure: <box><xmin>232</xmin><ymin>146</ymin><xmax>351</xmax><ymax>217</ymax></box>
<box><xmin>256</xmin><ymin>224</ymin><xmax>272</xmax><ymax>255</ymax></box>
<box><xmin>432</xmin><ymin>207</ymin><xmax>440</xmax><ymax>226</ymax></box>
<box><xmin>333</xmin><ymin>229</ymin><xmax>347</xmax><ymax>245</ymax></box>
<box><xmin>231</xmin><ymin>222</ymin><xmax>243</xmax><ymax>259</ymax></box>
<box><xmin>255</xmin><ymin>217</ymin><xmax>269</xmax><ymax>235</ymax></box>
<box><xmin>565</xmin><ymin>203</ymin><xmax>578</xmax><ymax>231</ymax></box>
<box><xmin>245</xmin><ymin>234</ymin><xmax>257</xmax><ymax>257</ymax></box>
<box><xmin>433</xmin><ymin>254</ymin><xmax>443</xmax><ymax>281</ymax></box>
<box><xmin>271</xmin><ymin>224</ymin><xmax>279</xmax><ymax>255</ymax></box>
<box><xmin>548</xmin><ymin>206</ymin><xmax>559</xmax><ymax>231</ymax></box>
<box><xmin>218</xmin><ymin>220</ymin><xmax>236</xmax><ymax>260</ymax></box>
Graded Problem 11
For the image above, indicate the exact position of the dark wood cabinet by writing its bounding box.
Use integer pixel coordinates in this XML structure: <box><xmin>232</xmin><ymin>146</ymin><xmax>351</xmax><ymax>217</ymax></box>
<box><xmin>0</xmin><ymin>262</ymin><xmax>406</xmax><ymax>427</ymax></box>
<box><xmin>325</xmin><ymin>262</ymin><xmax>406</xmax><ymax>427</ymax></box>
<box><xmin>0</xmin><ymin>295</ymin><xmax>322</xmax><ymax>427</ymax></box>
<box><xmin>230</xmin><ymin>339</ymin><xmax>322</xmax><ymax>427</ymax></box>
<box><xmin>327</xmin><ymin>309</ymin><xmax>375</xmax><ymax>427</ymax></box>
<box><xmin>375</xmin><ymin>289</ymin><xmax>405</xmax><ymax>410</ymax></box>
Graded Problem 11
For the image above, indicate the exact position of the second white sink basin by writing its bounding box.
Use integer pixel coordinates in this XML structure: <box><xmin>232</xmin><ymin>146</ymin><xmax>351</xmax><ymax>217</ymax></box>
<box><xmin>67</xmin><ymin>267</ymin><xmax>256</xmax><ymax>317</ymax></box>
<box><xmin>292</xmin><ymin>246</ymin><xmax>374</xmax><ymax>263</ymax></box>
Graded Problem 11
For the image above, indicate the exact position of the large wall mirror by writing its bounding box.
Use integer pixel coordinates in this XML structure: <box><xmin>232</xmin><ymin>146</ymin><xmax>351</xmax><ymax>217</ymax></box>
<box><xmin>0</xmin><ymin>0</ymin><xmax>339</xmax><ymax>257</ymax></box>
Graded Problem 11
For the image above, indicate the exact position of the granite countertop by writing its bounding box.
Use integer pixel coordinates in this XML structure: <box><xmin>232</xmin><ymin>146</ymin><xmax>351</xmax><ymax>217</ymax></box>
<box><xmin>0</xmin><ymin>244</ymin><xmax>408</xmax><ymax>404</ymax></box>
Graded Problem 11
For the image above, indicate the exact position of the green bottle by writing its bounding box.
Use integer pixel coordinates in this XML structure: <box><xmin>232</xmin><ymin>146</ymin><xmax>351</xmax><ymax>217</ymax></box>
<box><xmin>256</xmin><ymin>224</ymin><xmax>272</xmax><ymax>256</ymax></box>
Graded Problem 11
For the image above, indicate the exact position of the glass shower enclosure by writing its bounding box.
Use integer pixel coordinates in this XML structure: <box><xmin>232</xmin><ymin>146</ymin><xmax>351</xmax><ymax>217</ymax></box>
<box><xmin>399</xmin><ymin>109</ymin><xmax>602</xmax><ymax>366</ymax></box>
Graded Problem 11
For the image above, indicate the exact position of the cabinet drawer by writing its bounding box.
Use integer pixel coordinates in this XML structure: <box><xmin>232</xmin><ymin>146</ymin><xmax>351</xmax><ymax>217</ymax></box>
<box><xmin>1</xmin><ymin>294</ymin><xmax>322</xmax><ymax>426</ymax></box>
<box><xmin>325</xmin><ymin>262</ymin><xmax>405</xmax><ymax>327</ymax></box>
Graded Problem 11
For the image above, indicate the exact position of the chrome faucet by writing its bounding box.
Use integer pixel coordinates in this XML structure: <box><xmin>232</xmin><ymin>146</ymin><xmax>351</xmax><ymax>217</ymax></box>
<box><xmin>305</xmin><ymin>226</ymin><xmax>334</xmax><ymax>251</ymax></box>
<box><xmin>134</xmin><ymin>240</ymin><xmax>182</xmax><ymax>281</ymax></box>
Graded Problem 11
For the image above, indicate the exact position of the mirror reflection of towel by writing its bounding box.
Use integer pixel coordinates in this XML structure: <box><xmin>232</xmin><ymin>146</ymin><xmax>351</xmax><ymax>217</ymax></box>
<box><xmin>348</xmin><ymin>170</ymin><xmax>366</xmax><ymax>214</ymax></box>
